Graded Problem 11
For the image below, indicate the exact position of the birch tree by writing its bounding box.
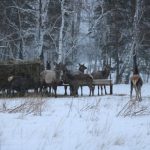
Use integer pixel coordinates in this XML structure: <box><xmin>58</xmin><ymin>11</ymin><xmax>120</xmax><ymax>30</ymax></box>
<box><xmin>0</xmin><ymin>0</ymin><xmax>38</xmax><ymax>60</ymax></box>
<box><xmin>131</xmin><ymin>0</ymin><xmax>143</xmax><ymax>68</ymax></box>
<box><xmin>38</xmin><ymin>0</ymin><xmax>50</xmax><ymax>65</ymax></box>
<box><xmin>58</xmin><ymin>0</ymin><xmax>65</xmax><ymax>63</ymax></box>
<box><xmin>57</xmin><ymin>0</ymin><xmax>82</xmax><ymax>65</ymax></box>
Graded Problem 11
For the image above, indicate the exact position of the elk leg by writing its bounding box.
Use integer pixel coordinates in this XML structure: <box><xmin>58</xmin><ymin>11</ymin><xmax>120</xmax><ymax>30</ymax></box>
<box><xmin>136</xmin><ymin>87</ymin><xmax>140</xmax><ymax>101</ymax></box>
<box><xmin>53</xmin><ymin>85</ymin><xmax>57</xmax><ymax>97</ymax></box>
<box><xmin>49</xmin><ymin>86</ymin><xmax>52</xmax><ymax>96</ymax></box>
<box><xmin>136</xmin><ymin>86</ymin><xmax>142</xmax><ymax>102</ymax></box>
<box><xmin>134</xmin><ymin>86</ymin><xmax>140</xmax><ymax>101</ymax></box>
<box><xmin>71</xmin><ymin>85</ymin><xmax>77</xmax><ymax>97</ymax></box>
<box><xmin>139</xmin><ymin>92</ymin><xmax>142</xmax><ymax>101</ymax></box>
<box><xmin>75</xmin><ymin>85</ymin><xmax>79</xmax><ymax>96</ymax></box>
<box><xmin>138</xmin><ymin>87</ymin><xmax>142</xmax><ymax>101</ymax></box>
<box><xmin>42</xmin><ymin>83</ymin><xmax>47</xmax><ymax>95</ymax></box>
<box><xmin>73</xmin><ymin>87</ymin><xmax>78</xmax><ymax>97</ymax></box>
<box><xmin>39</xmin><ymin>84</ymin><xmax>43</xmax><ymax>93</ymax></box>
<box><xmin>70</xmin><ymin>85</ymin><xmax>73</xmax><ymax>96</ymax></box>
<box><xmin>104</xmin><ymin>85</ymin><xmax>107</xmax><ymax>95</ymax></box>
<box><xmin>81</xmin><ymin>86</ymin><xmax>83</xmax><ymax>96</ymax></box>
<box><xmin>64</xmin><ymin>85</ymin><xmax>67</xmax><ymax>96</ymax></box>
<box><xmin>130</xmin><ymin>82</ymin><xmax>133</xmax><ymax>99</ymax></box>
<box><xmin>76</xmin><ymin>86</ymin><xmax>79</xmax><ymax>96</ymax></box>
<box><xmin>88</xmin><ymin>84</ymin><xmax>93</xmax><ymax>96</ymax></box>
<box><xmin>98</xmin><ymin>85</ymin><xmax>100</xmax><ymax>96</ymax></box>
<box><xmin>92</xmin><ymin>86</ymin><xmax>95</xmax><ymax>96</ymax></box>
<box><xmin>101</xmin><ymin>86</ymin><xmax>103</xmax><ymax>95</ymax></box>
<box><xmin>89</xmin><ymin>86</ymin><xmax>91</xmax><ymax>96</ymax></box>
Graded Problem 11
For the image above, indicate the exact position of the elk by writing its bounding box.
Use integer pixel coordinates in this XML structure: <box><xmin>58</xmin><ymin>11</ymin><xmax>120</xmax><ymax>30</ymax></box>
<box><xmin>63</xmin><ymin>63</ymin><xmax>88</xmax><ymax>96</ymax></box>
<box><xmin>40</xmin><ymin>63</ymin><xmax>63</xmax><ymax>97</ymax></box>
<box><xmin>61</xmin><ymin>64</ymin><xmax>94</xmax><ymax>96</ymax></box>
<box><xmin>91</xmin><ymin>65</ymin><xmax>110</xmax><ymax>95</ymax></box>
<box><xmin>8</xmin><ymin>75</ymin><xmax>39</xmax><ymax>96</ymax></box>
<box><xmin>130</xmin><ymin>65</ymin><xmax>143</xmax><ymax>101</ymax></box>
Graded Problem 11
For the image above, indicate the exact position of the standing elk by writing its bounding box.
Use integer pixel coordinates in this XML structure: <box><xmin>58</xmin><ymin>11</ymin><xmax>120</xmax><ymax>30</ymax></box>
<box><xmin>78</xmin><ymin>64</ymin><xmax>89</xmax><ymax>95</ymax></box>
<box><xmin>8</xmin><ymin>75</ymin><xmax>39</xmax><ymax>96</ymax></box>
<box><xmin>40</xmin><ymin>63</ymin><xmax>63</xmax><ymax>97</ymax></box>
<box><xmin>130</xmin><ymin>65</ymin><xmax>143</xmax><ymax>101</ymax></box>
<box><xmin>61</xmin><ymin>64</ymin><xmax>94</xmax><ymax>96</ymax></box>
<box><xmin>91</xmin><ymin>65</ymin><xmax>110</xmax><ymax>95</ymax></box>
<box><xmin>63</xmin><ymin>63</ymin><xmax>87</xmax><ymax>95</ymax></box>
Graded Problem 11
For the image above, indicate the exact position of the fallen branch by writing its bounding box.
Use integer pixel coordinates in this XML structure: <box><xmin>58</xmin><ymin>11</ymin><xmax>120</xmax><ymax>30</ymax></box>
<box><xmin>8</xmin><ymin>102</ymin><xmax>27</xmax><ymax>113</ymax></box>
<box><xmin>117</xmin><ymin>98</ymin><xmax>150</xmax><ymax>117</ymax></box>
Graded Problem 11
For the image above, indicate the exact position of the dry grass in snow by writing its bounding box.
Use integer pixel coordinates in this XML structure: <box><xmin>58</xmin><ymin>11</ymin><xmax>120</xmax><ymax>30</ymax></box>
<box><xmin>0</xmin><ymin>84</ymin><xmax>150</xmax><ymax>150</ymax></box>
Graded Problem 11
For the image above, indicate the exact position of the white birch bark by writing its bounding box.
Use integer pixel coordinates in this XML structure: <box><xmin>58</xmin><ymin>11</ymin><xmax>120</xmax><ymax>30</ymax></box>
<box><xmin>58</xmin><ymin>0</ymin><xmax>65</xmax><ymax>63</ymax></box>
<box><xmin>37</xmin><ymin>0</ymin><xmax>50</xmax><ymax>59</ymax></box>
<box><xmin>131</xmin><ymin>0</ymin><xmax>143</xmax><ymax>60</ymax></box>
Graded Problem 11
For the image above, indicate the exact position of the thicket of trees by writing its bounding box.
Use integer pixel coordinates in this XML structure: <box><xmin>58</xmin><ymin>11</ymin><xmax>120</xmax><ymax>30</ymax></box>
<box><xmin>92</xmin><ymin>0</ymin><xmax>150</xmax><ymax>83</ymax></box>
<box><xmin>0</xmin><ymin>0</ymin><xmax>150</xmax><ymax>83</ymax></box>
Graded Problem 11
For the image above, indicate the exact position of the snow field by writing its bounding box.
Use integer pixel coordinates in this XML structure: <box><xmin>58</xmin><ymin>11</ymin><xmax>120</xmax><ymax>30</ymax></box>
<box><xmin>0</xmin><ymin>84</ymin><xmax>150</xmax><ymax>150</ymax></box>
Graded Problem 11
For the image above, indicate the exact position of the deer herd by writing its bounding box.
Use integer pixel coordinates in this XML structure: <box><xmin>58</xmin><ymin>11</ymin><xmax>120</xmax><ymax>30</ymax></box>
<box><xmin>3</xmin><ymin>62</ymin><xmax>144</xmax><ymax>102</ymax></box>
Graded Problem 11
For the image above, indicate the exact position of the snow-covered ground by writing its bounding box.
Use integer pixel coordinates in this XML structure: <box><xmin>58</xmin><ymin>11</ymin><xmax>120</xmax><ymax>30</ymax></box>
<box><xmin>0</xmin><ymin>84</ymin><xmax>150</xmax><ymax>150</ymax></box>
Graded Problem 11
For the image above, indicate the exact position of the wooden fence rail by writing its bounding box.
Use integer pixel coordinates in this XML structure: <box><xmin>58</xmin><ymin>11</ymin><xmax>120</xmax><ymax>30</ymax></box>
<box><xmin>92</xmin><ymin>79</ymin><xmax>113</xmax><ymax>95</ymax></box>
<box><xmin>62</xmin><ymin>79</ymin><xmax>113</xmax><ymax>96</ymax></box>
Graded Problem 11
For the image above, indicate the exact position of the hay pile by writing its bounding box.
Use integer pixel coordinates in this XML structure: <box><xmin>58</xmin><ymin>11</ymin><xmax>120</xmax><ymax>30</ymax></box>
<box><xmin>0</xmin><ymin>60</ymin><xmax>42</xmax><ymax>87</ymax></box>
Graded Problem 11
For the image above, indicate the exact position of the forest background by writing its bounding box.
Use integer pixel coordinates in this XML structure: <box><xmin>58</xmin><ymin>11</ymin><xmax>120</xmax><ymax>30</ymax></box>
<box><xmin>0</xmin><ymin>0</ymin><xmax>150</xmax><ymax>84</ymax></box>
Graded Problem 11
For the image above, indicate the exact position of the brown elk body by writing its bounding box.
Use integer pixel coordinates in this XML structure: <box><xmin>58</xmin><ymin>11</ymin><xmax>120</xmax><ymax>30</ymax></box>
<box><xmin>130</xmin><ymin>66</ymin><xmax>143</xmax><ymax>101</ymax></box>
<box><xmin>91</xmin><ymin>65</ymin><xmax>110</xmax><ymax>95</ymax></box>
<box><xmin>62</xmin><ymin>64</ymin><xmax>94</xmax><ymax>96</ymax></box>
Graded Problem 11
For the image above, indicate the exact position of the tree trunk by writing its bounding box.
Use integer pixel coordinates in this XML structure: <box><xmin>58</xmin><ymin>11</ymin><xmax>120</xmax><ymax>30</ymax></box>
<box><xmin>116</xmin><ymin>49</ymin><xmax>120</xmax><ymax>83</ymax></box>
<box><xmin>38</xmin><ymin>0</ymin><xmax>50</xmax><ymax>67</ymax></box>
<box><xmin>58</xmin><ymin>0</ymin><xmax>65</xmax><ymax>63</ymax></box>
<box><xmin>132</xmin><ymin>0</ymin><xmax>143</xmax><ymax>69</ymax></box>
<box><xmin>18</xmin><ymin>9</ymin><xmax>24</xmax><ymax>59</ymax></box>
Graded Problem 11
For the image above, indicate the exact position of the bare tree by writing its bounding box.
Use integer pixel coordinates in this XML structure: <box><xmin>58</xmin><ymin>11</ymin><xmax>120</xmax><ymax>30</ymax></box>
<box><xmin>58</xmin><ymin>0</ymin><xmax>65</xmax><ymax>63</ymax></box>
